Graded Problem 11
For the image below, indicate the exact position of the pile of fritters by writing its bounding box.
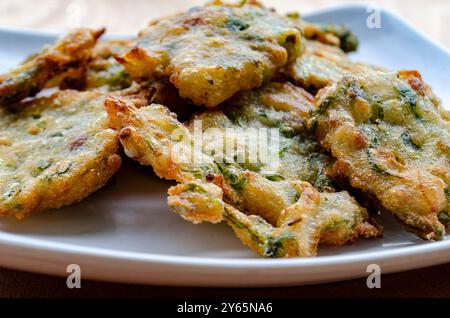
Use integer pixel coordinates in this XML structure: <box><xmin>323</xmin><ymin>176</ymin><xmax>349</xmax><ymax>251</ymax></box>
<box><xmin>0</xmin><ymin>0</ymin><xmax>448</xmax><ymax>257</ymax></box>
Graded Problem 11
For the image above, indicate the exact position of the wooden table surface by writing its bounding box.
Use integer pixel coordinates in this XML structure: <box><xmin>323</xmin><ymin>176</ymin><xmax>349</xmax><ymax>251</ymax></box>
<box><xmin>0</xmin><ymin>0</ymin><xmax>449</xmax><ymax>298</ymax></box>
<box><xmin>1</xmin><ymin>264</ymin><xmax>450</xmax><ymax>298</ymax></box>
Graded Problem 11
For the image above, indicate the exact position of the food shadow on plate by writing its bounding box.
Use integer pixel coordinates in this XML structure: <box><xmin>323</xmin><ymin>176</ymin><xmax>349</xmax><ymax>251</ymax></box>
<box><xmin>0</xmin><ymin>157</ymin><xmax>174</xmax><ymax>236</ymax></box>
<box><xmin>0</xmin><ymin>156</ymin><xmax>441</xmax><ymax>257</ymax></box>
<box><xmin>0</xmin><ymin>157</ymin><xmax>254</xmax><ymax>257</ymax></box>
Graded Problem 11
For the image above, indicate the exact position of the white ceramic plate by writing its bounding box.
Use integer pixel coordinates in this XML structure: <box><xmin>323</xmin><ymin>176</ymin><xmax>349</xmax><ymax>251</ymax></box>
<box><xmin>0</xmin><ymin>4</ymin><xmax>449</xmax><ymax>287</ymax></box>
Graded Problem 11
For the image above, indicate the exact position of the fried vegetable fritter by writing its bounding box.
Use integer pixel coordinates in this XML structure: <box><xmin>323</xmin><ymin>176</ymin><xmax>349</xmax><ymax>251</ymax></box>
<box><xmin>47</xmin><ymin>39</ymin><xmax>133</xmax><ymax>92</ymax></box>
<box><xmin>192</xmin><ymin>81</ymin><xmax>335</xmax><ymax>193</ymax></box>
<box><xmin>286</xmin><ymin>12</ymin><xmax>358</xmax><ymax>53</ymax></box>
<box><xmin>105</xmin><ymin>82</ymin><xmax>381</xmax><ymax>257</ymax></box>
<box><xmin>0</xmin><ymin>29</ymin><xmax>104</xmax><ymax>106</ymax></box>
<box><xmin>286</xmin><ymin>40</ymin><xmax>384</xmax><ymax>93</ymax></box>
<box><xmin>311</xmin><ymin>69</ymin><xmax>450</xmax><ymax>240</ymax></box>
<box><xmin>168</xmin><ymin>178</ymin><xmax>378</xmax><ymax>257</ymax></box>
<box><xmin>0</xmin><ymin>90</ymin><xmax>121</xmax><ymax>219</ymax></box>
<box><xmin>117</xmin><ymin>1</ymin><xmax>302</xmax><ymax>107</ymax></box>
<box><xmin>167</xmin><ymin>180</ymin><xmax>303</xmax><ymax>257</ymax></box>
<box><xmin>284</xmin><ymin>14</ymin><xmax>380</xmax><ymax>93</ymax></box>
<box><xmin>85</xmin><ymin>40</ymin><xmax>133</xmax><ymax>91</ymax></box>
<box><xmin>287</xmin><ymin>40</ymin><xmax>362</xmax><ymax>92</ymax></box>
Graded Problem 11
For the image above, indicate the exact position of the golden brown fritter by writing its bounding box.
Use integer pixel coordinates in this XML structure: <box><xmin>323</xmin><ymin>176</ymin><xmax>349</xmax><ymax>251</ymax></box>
<box><xmin>0</xmin><ymin>90</ymin><xmax>121</xmax><ymax>219</ymax></box>
<box><xmin>85</xmin><ymin>39</ymin><xmax>133</xmax><ymax>91</ymax></box>
<box><xmin>286</xmin><ymin>40</ymin><xmax>384</xmax><ymax>93</ymax></box>
<box><xmin>0</xmin><ymin>29</ymin><xmax>104</xmax><ymax>106</ymax></box>
<box><xmin>284</xmin><ymin>14</ymin><xmax>383</xmax><ymax>93</ymax></box>
<box><xmin>191</xmin><ymin>81</ymin><xmax>335</xmax><ymax>192</ymax></box>
<box><xmin>168</xmin><ymin>178</ymin><xmax>379</xmax><ymax>257</ymax></box>
<box><xmin>310</xmin><ymin>69</ymin><xmax>450</xmax><ymax>240</ymax></box>
<box><xmin>286</xmin><ymin>12</ymin><xmax>358</xmax><ymax>53</ymax></box>
<box><xmin>117</xmin><ymin>1</ymin><xmax>302</xmax><ymax>107</ymax></box>
<box><xmin>47</xmin><ymin>39</ymin><xmax>133</xmax><ymax>92</ymax></box>
<box><xmin>287</xmin><ymin>40</ymin><xmax>362</xmax><ymax>92</ymax></box>
<box><xmin>167</xmin><ymin>180</ymin><xmax>304</xmax><ymax>257</ymax></box>
<box><xmin>105</xmin><ymin>82</ymin><xmax>381</xmax><ymax>257</ymax></box>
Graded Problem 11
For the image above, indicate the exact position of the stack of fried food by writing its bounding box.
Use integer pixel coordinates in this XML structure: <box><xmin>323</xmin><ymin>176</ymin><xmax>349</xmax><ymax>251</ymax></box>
<box><xmin>0</xmin><ymin>0</ymin><xmax>448</xmax><ymax>257</ymax></box>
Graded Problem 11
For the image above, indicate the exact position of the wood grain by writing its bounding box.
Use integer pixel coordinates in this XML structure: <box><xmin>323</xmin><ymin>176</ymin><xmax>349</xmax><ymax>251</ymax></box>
<box><xmin>1</xmin><ymin>263</ymin><xmax>450</xmax><ymax>298</ymax></box>
<box><xmin>0</xmin><ymin>0</ymin><xmax>449</xmax><ymax>297</ymax></box>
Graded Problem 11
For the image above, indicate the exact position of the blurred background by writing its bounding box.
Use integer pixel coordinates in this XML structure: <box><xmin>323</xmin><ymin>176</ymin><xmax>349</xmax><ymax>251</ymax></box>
<box><xmin>0</xmin><ymin>0</ymin><xmax>448</xmax><ymax>48</ymax></box>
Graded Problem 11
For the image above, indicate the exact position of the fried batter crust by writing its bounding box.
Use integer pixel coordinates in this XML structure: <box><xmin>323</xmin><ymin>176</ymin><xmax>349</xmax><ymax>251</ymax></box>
<box><xmin>105</xmin><ymin>82</ymin><xmax>381</xmax><ymax>257</ymax></box>
<box><xmin>0</xmin><ymin>90</ymin><xmax>121</xmax><ymax>219</ymax></box>
<box><xmin>117</xmin><ymin>1</ymin><xmax>302</xmax><ymax>107</ymax></box>
<box><xmin>46</xmin><ymin>39</ymin><xmax>134</xmax><ymax>92</ymax></box>
<box><xmin>287</xmin><ymin>13</ymin><xmax>359</xmax><ymax>53</ymax></box>
<box><xmin>287</xmin><ymin>40</ymin><xmax>383</xmax><ymax>93</ymax></box>
<box><xmin>311</xmin><ymin>69</ymin><xmax>450</xmax><ymax>240</ymax></box>
<box><xmin>0</xmin><ymin>29</ymin><xmax>104</xmax><ymax>106</ymax></box>
<box><xmin>85</xmin><ymin>40</ymin><xmax>133</xmax><ymax>91</ymax></box>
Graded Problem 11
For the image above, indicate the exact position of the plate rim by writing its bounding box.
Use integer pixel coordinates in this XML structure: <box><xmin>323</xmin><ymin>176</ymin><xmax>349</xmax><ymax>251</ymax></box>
<box><xmin>0</xmin><ymin>229</ymin><xmax>449</xmax><ymax>266</ymax></box>
<box><xmin>0</xmin><ymin>3</ymin><xmax>449</xmax><ymax>286</ymax></box>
